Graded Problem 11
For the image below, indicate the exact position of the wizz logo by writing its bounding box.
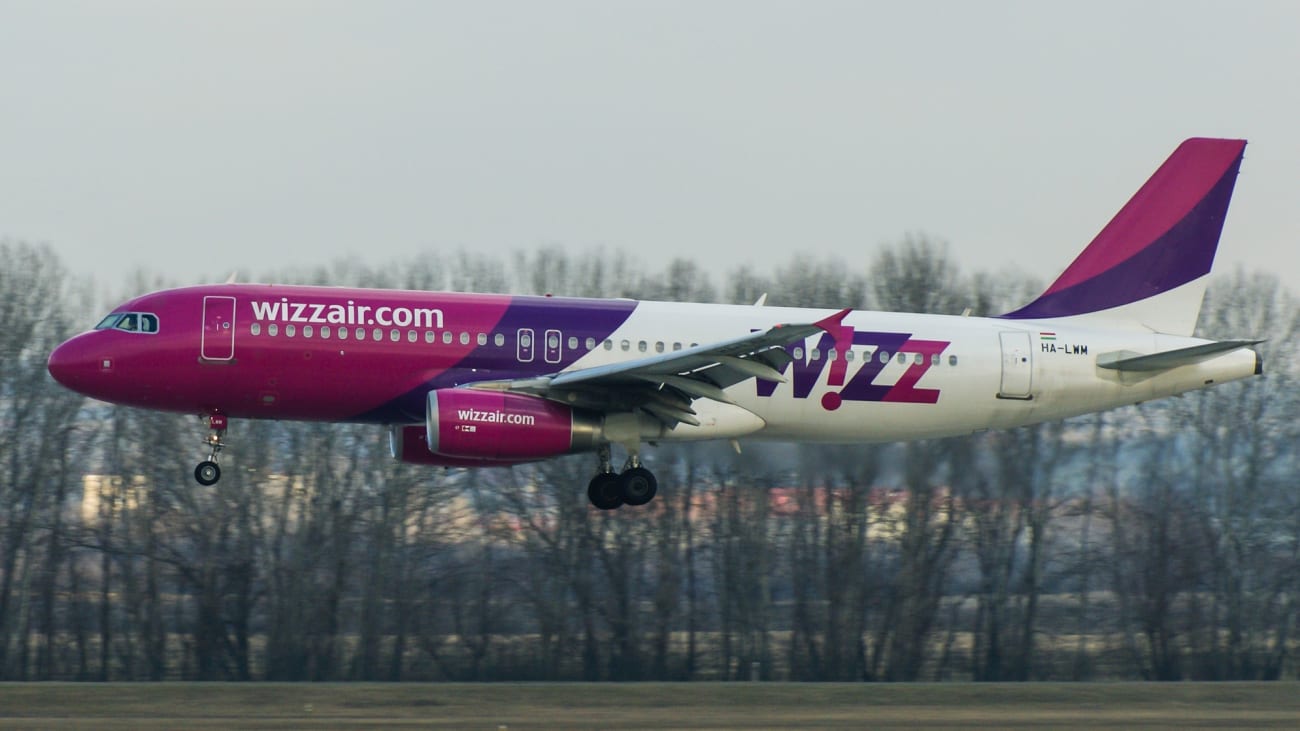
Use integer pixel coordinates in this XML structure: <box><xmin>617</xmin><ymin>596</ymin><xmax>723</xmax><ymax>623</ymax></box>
<box><xmin>756</xmin><ymin>326</ymin><xmax>949</xmax><ymax>410</ymax></box>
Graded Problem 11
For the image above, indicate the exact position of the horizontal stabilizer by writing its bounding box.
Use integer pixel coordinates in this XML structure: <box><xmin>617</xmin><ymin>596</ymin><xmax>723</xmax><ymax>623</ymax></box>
<box><xmin>1097</xmin><ymin>339</ymin><xmax>1261</xmax><ymax>372</ymax></box>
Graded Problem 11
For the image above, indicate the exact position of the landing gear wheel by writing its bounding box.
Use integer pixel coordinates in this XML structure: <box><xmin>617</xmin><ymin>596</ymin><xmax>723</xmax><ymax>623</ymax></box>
<box><xmin>587</xmin><ymin>472</ymin><xmax>623</xmax><ymax>510</ymax></box>
<box><xmin>619</xmin><ymin>467</ymin><xmax>658</xmax><ymax>506</ymax></box>
<box><xmin>195</xmin><ymin>460</ymin><xmax>221</xmax><ymax>486</ymax></box>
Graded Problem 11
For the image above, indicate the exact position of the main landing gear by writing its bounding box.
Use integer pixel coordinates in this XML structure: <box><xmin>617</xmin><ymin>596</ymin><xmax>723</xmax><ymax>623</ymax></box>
<box><xmin>586</xmin><ymin>444</ymin><xmax>658</xmax><ymax>510</ymax></box>
<box><xmin>194</xmin><ymin>413</ymin><xmax>227</xmax><ymax>486</ymax></box>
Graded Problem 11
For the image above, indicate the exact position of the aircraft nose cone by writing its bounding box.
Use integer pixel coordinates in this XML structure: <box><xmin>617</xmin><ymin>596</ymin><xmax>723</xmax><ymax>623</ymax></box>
<box><xmin>48</xmin><ymin>337</ymin><xmax>94</xmax><ymax>391</ymax></box>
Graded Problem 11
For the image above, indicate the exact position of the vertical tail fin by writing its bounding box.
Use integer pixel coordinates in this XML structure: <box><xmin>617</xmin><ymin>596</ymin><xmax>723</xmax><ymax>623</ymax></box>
<box><xmin>1002</xmin><ymin>137</ymin><xmax>1246</xmax><ymax>335</ymax></box>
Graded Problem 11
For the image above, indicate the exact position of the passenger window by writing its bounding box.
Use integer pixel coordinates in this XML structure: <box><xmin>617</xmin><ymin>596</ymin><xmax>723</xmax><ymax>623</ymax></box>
<box><xmin>620</xmin><ymin>340</ymin><xmax>630</xmax><ymax>351</ymax></box>
<box><xmin>494</xmin><ymin>333</ymin><xmax>505</xmax><ymax>347</ymax></box>
<box><xmin>673</xmin><ymin>342</ymin><xmax>682</xmax><ymax>351</ymax></box>
<box><xmin>604</xmin><ymin>340</ymin><xmax>613</xmax><ymax>351</ymax></box>
<box><xmin>810</xmin><ymin>348</ymin><xmax>820</xmax><ymax>361</ymax></box>
<box><xmin>321</xmin><ymin>326</ymin><xmax>331</xmax><ymax>340</ymax></box>
<box><xmin>793</xmin><ymin>346</ymin><xmax>804</xmax><ymax>360</ymax></box>
<box><xmin>879</xmin><ymin>350</ymin><xmax>890</xmax><ymax>363</ymax></box>
<box><xmin>845</xmin><ymin>350</ymin><xmax>854</xmax><ymax>362</ymax></box>
<box><xmin>407</xmin><ymin>330</ymin><xmax>417</xmax><ymax>343</ymax></box>
<box><xmin>268</xmin><ymin>324</ymin><xmax>279</xmax><ymax>336</ymax></box>
<box><xmin>251</xmin><ymin>323</ymin><xmax>261</xmax><ymax>336</ymax></box>
<box><xmin>931</xmin><ymin>353</ymin><xmax>940</xmax><ymax>366</ymax></box>
<box><xmin>303</xmin><ymin>325</ymin><xmax>313</xmax><ymax>338</ymax></box>
<box><xmin>460</xmin><ymin>332</ymin><xmax>470</xmax><ymax>345</ymax></box>
<box><xmin>828</xmin><ymin>349</ymin><xmax>837</xmax><ymax>361</ymax></box>
<box><xmin>949</xmin><ymin>355</ymin><xmax>959</xmax><ymax>366</ymax></box>
<box><xmin>478</xmin><ymin>333</ymin><xmax>488</xmax><ymax>346</ymax></box>
<box><xmin>425</xmin><ymin>331</ymin><xmax>435</xmax><ymax>344</ymax></box>
<box><xmin>638</xmin><ymin>341</ymin><xmax>648</xmax><ymax>353</ymax></box>
<box><xmin>569</xmin><ymin>336</ymin><xmax>579</xmax><ymax>350</ymax></box>
<box><xmin>442</xmin><ymin>331</ymin><xmax>453</xmax><ymax>344</ymax></box>
<box><xmin>285</xmin><ymin>324</ymin><xmax>296</xmax><ymax>338</ymax></box>
<box><xmin>338</xmin><ymin>327</ymin><xmax>348</xmax><ymax>340</ymax></box>
<box><xmin>390</xmin><ymin>329</ymin><xmax>400</xmax><ymax>342</ymax></box>
<box><xmin>655</xmin><ymin>341</ymin><xmax>664</xmax><ymax>353</ymax></box>
<box><xmin>914</xmin><ymin>353</ymin><xmax>923</xmax><ymax>365</ymax></box>
<box><xmin>585</xmin><ymin>337</ymin><xmax>596</xmax><ymax>350</ymax></box>
<box><xmin>372</xmin><ymin>328</ymin><xmax>382</xmax><ymax>341</ymax></box>
<box><xmin>896</xmin><ymin>352</ymin><xmax>906</xmax><ymax>364</ymax></box>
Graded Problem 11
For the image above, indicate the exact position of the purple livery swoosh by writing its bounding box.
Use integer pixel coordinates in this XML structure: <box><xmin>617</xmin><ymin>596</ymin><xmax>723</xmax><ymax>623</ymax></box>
<box><xmin>1004</xmin><ymin>138</ymin><xmax>1246</xmax><ymax>321</ymax></box>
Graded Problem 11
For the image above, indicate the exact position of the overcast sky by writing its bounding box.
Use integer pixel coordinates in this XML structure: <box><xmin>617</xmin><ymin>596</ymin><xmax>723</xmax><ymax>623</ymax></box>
<box><xmin>2</xmin><ymin>0</ymin><xmax>1297</xmax><ymax>297</ymax></box>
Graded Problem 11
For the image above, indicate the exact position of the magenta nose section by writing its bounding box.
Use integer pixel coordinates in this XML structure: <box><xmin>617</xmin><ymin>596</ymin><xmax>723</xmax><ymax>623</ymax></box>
<box><xmin>47</xmin><ymin>337</ymin><xmax>98</xmax><ymax>392</ymax></box>
<box><xmin>47</xmin><ymin>340</ymin><xmax>74</xmax><ymax>387</ymax></box>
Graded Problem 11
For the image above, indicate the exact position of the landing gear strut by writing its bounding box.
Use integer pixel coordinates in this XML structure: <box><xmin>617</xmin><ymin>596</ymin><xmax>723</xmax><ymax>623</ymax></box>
<box><xmin>586</xmin><ymin>444</ymin><xmax>659</xmax><ymax>510</ymax></box>
<box><xmin>194</xmin><ymin>413</ymin><xmax>227</xmax><ymax>486</ymax></box>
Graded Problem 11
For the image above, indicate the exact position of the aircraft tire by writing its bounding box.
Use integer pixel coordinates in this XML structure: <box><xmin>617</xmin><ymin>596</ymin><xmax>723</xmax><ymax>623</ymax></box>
<box><xmin>195</xmin><ymin>461</ymin><xmax>221</xmax><ymax>486</ymax></box>
<box><xmin>619</xmin><ymin>467</ymin><xmax>658</xmax><ymax>506</ymax></box>
<box><xmin>587</xmin><ymin>472</ymin><xmax>623</xmax><ymax>510</ymax></box>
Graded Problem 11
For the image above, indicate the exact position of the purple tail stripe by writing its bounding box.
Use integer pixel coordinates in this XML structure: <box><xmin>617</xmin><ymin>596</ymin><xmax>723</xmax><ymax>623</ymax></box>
<box><xmin>1004</xmin><ymin>138</ymin><xmax>1245</xmax><ymax>321</ymax></box>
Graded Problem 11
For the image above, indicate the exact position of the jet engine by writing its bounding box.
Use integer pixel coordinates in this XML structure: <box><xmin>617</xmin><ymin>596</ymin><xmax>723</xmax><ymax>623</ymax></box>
<box><xmin>423</xmin><ymin>389</ymin><xmax>602</xmax><ymax>461</ymax></box>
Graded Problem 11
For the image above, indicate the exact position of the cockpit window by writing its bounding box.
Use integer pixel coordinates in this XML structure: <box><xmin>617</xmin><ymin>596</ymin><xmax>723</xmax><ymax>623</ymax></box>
<box><xmin>94</xmin><ymin>312</ymin><xmax>159</xmax><ymax>334</ymax></box>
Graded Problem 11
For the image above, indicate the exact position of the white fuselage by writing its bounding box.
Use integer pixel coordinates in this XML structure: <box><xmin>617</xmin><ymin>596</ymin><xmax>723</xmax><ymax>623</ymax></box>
<box><xmin>574</xmin><ymin>301</ymin><xmax>1257</xmax><ymax>443</ymax></box>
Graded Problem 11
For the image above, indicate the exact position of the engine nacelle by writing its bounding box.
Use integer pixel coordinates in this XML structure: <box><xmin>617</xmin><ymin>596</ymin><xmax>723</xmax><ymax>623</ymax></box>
<box><xmin>426</xmin><ymin>389</ymin><xmax>602</xmax><ymax>461</ymax></box>
<box><xmin>389</xmin><ymin>425</ymin><xmax>530</xmax><ymax>467</ymax></box>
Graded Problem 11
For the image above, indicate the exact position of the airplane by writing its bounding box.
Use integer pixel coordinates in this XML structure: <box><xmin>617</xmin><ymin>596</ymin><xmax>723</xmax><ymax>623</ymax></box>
<box><xmin>48</xmin><ymin>137</ymin><xmax>1260</xmax><ymax>510</ymax></box>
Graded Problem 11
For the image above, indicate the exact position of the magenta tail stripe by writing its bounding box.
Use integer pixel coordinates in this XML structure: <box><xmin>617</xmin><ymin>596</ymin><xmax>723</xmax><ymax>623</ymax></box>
<box><xmin>1004</xmin><ymin>138</ymin><xmax>1245</xmax><ymax>321</ymax></box>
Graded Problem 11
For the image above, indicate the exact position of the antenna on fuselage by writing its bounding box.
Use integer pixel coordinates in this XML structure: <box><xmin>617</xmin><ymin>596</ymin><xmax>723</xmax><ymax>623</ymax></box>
<box><xmin>753</xmin><ymin>293</ymin><xmax>768</xmax><ymax>307</ymax></box>
<box><xmin>225</xmin><ymin>271</ymin><xmax>238</xmax><ymax>284</ymax></box>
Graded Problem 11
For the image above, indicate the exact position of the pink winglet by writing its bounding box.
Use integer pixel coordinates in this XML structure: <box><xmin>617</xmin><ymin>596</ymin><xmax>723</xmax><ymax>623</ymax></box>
<box><xmin>815</xmin><ymin>308</ymin><xmax>855</xmax><ymax>386</ymax></box>
<box><xmin>814</xmin><ymin>308</ymin><xmax>853</xmax><ymax>334</ymax></box>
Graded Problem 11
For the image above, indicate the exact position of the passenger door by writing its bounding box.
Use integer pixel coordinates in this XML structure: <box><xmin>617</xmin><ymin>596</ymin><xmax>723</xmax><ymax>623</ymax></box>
<box><xmin>202</xmin><ymin>296</ymin><xmax>236</xmax><ymax>361</ymax></box>
<box><xmin>998</xmin><ymin>331</ymin><xmax>1032</xmax><ymax>399</ymax></box>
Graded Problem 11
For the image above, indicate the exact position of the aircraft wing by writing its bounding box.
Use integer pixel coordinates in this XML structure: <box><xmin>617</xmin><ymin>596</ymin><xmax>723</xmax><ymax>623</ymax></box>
<box><xmin>469</xmin><ymin>308</ymin><xmax>850</xmax><ymax>427</ymax></box>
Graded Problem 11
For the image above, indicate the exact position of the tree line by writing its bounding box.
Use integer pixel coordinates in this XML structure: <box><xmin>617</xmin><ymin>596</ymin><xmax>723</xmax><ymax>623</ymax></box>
<box><xmin>1</xmin><ymin>238</ymin><xmax>1298</xmax><ymax>682</ymax></box>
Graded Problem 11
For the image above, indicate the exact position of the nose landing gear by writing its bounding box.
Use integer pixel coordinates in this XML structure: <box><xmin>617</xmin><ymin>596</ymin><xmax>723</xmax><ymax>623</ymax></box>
<box><xmin>194</xmin><ymin>413</ymin><xmax>227</xmax><ymax>486</ymax></box>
